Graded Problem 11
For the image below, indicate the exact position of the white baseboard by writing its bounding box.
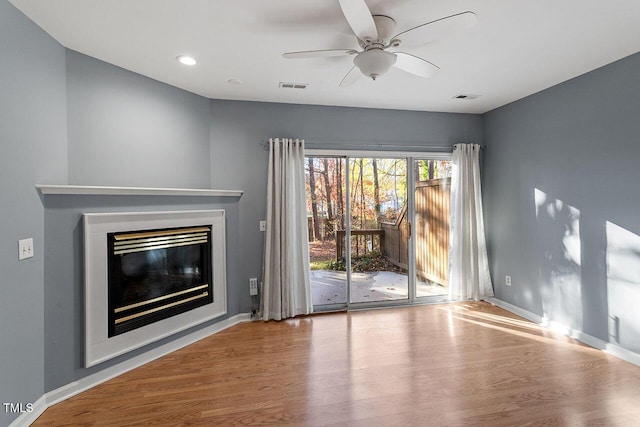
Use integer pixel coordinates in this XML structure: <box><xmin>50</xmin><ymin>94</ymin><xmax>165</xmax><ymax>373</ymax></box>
<box><xmin>604</xmin><ymin>342</ymin><xmax>640</xmax><ymax>366</ymax></box>
<box><xmin>483</xmin><ymin>297</ymin><xmax>543</xmax><ymax>324</ymax></box>
<box><xmin>6</xmin><ymin>395</ymin><xmax>47</xmax><ymax>427</ymax></box>
<box><xmin>484</xmin><ymin>297</ymin><xmax>640</xmax><ymax>368</ymax></box>
<box><xmin>10</xmin><ymin>313</ymin><xmax>251</xmax><ymax>427</ymax></box>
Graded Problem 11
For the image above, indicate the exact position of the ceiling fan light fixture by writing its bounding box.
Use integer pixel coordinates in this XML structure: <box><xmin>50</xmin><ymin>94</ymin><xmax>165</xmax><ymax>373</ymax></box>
<box><xmin>353</xmin><ymin>49</ymin><xmax>397</xmax><ymax>80</ymax></box>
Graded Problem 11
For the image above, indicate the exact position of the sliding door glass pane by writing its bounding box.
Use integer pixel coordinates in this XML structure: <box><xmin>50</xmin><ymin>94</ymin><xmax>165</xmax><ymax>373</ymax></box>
<box><xmin>349</xmin><ymin>158</ymin><xmax>408</xmax><ymax>303</ymax></box>
<box><xmin>306</xmin><ymin>157</ymin><xmax>347</xmax><ymax>306</ymax></box>
<box><xmin>414</xmin><ymin>159</ymin><xmax>452</xmax><ymax>298</ymax></box>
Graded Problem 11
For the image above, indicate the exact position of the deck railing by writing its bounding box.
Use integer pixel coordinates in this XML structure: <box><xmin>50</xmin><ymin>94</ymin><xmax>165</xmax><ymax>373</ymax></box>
<box><xmin>335</xmin><ymin>229</ymin><xmax>384</xmax><ymax>260</ymax></box>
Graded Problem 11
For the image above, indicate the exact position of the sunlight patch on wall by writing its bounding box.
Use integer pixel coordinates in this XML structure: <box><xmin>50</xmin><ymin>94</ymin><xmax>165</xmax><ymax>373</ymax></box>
<box><xmin>606</xmin><ymin>221</ymin><xmax>640</xmax><ymax>353</ymax></box>
<box><xmin>534</xmin><ymin>189</ymin><xmax>582</xmax><ymax>331</ymax></box>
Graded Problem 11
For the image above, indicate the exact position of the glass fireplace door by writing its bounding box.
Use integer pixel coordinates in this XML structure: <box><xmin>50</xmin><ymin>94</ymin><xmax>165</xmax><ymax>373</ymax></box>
<box><xmin>108</xmin><ymin>226</ymin><xmax>213</xmax><ymax>336</ymax></box>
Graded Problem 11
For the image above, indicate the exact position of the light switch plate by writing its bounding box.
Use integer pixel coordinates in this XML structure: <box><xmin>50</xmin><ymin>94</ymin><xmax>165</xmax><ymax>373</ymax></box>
<box><xmin>18</xmin><ymin>238</ymin><xmax>34</xmax><ymax>260</ymax></box>
<box><xmin>259</xmin><ymin>221</ymin><xmax>266</xmax><ymax>232</ymax></box>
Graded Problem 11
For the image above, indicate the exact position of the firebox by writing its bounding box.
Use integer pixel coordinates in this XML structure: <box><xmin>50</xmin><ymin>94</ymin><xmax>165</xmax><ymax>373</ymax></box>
<box><xmin>107</xmin><ymin>226</ymin><xmax>213</xmax><ymax>337</ymax></box>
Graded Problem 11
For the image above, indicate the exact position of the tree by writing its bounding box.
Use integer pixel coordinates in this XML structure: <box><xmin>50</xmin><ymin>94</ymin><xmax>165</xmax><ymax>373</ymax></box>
<box><xmin>359</xmin><ymin>158</ymin><xmax>365</xmax><ymax>230</ymax></box>
<box><xmin>321</xmin><ymin>158</ymin><xmax>334</xmax><ymax>227</ymax></box>
<box><xmin>307</xmin><ymin>157</ymin><xmax>320</xmax><ymax>241</ymax></box>
<box><xmin>372</xmin><ymin>159</ymin><xmax>381</xmax><ymax>224</ymax></box>
<box><xmin>417</xmin><ymin>159</ymin><xmax>437</xmax><ymax>181</ymax></box>
<box><xmin>336</xmin><ymin>160</ymin><xmax>344</xmax><ymax>230</ymax></box>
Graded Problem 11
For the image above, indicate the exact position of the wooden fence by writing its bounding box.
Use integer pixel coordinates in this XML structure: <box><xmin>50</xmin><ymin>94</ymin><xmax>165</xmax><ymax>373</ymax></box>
<box><xmin>380</xmin><ymin>214</ymin><xmax>409</xmax><ymax>269</ymax></box>
<box><xmin>381</xmin><ymin>178</ymin><xmax>451</xmax><ymax>286</ymax></box>
<box><xmin>414</xmin><ymin>178</ymin><xmax>451</xmax><ymax>286</ymax></box>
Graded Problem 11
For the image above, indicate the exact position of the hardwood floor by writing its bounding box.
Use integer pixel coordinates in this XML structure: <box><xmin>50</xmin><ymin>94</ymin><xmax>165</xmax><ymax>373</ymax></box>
<box><xmin>33</xmin><ymin>302</ymin><xmax>640</xmax><ymax>426</ymax></box>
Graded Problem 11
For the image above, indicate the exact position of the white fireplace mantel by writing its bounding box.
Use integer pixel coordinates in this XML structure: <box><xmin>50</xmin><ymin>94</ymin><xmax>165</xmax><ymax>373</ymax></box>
<box><xmin>84</xmin><ymin>209</ymin><xmax>228</xmax><ymax>367</ymax></box>
<box><xmin>36</xmin><ymin>184</ymin><xmax>243</xmax><ymax>198</ymax></box>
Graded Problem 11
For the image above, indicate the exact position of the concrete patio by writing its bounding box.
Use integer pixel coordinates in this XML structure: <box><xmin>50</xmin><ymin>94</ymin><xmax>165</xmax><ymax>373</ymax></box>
<box><xmin>310</xmin><ymin>270</ymin><xmax>447</xmax><ymax>305</ymax></box>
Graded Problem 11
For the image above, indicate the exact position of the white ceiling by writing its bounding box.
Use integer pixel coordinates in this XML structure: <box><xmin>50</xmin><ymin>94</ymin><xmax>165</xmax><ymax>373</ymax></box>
<box><xmin>10</xmin><ymin>0</ymin><xmax>640</xmax><ymax>114</ymax></box>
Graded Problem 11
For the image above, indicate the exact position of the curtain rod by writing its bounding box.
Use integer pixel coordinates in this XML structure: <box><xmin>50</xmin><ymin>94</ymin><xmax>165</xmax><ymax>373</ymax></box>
<box><xmin>259</xmin><ymin>139</ymin><xmax>484</xmax><ymax>151</ymax></box>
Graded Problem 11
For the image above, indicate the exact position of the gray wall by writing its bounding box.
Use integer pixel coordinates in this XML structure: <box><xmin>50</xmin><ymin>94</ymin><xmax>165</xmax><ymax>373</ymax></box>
<box><xmin>0</xmin><ymin>1</ymin><xmax>68</xmax><ymax>425</ymax></box>
<box><xmin>483</xmin><ymin>52</ymin><xmax>640</xmax><ymax>351</ymax></box>
<box><xmin>209</xmin><ymin>99</ymin><xmax>483</xmax><ymax>312</ymax></box>
<box><xmin>43</xmin><ymin>53</ymin><xmax>242</xmax><ymax>392</ymax></box>
<box><xmin>43</xmin><ymin>195</ymin><xmax>240</xmax><ymax>391</ymax></box>
<box><xmin>66</xmin><ymin>50</ymin><xmax>211</xmax><ymax>188</ymax></box>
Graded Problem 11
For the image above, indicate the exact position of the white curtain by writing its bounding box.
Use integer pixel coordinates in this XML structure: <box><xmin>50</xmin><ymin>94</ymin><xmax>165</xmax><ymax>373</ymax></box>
<box><xmin>261</xmin><ymin>138</ymin><xmax>313</xmax><ymax>320</ymax></box>
<box><xmin>449</xmin><ymin>143</ymin><xmax>494</xmax><ymax>301</ymax></box>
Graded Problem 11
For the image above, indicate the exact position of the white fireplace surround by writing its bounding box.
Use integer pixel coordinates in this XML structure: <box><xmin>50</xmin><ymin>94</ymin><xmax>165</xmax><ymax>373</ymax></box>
<box><xmin>83</xmin><ymin>209</ymin><xmax>227</xmax><ymax>367</ymax></box>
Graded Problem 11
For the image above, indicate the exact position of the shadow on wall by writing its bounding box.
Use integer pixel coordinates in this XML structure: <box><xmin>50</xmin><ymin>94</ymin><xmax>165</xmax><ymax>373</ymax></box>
<box><xmin>606</xmin><ymin>222</ymin><xmax>640</xmax><ymax>354</ymax></box>
<box><xmin>534</xmin><ymin>188</ymin><xmax>583</xmax><ymax>331</ymax></box>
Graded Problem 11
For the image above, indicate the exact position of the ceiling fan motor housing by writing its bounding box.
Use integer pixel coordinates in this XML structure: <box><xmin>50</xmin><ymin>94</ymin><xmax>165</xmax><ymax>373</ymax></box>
<box><xmin>359</xmin><ymin>15</ymin><xmax>397</xmax><ymax>48</ymax></box>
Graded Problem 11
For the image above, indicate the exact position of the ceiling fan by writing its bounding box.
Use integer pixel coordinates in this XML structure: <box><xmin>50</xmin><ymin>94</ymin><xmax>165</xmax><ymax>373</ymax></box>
<box><xmin>283</xmin><ymin>0</ymin><xmax>477</xmax><ymax>87</ymax></box>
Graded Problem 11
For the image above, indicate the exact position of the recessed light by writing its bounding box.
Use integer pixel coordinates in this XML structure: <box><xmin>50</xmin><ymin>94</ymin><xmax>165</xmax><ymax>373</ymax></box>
<box><xmin>176</xmin><ymin>55</ymin><xmax>197</xmax><ymax>66</ymax></box>
<box><xmin>227</xmin><ymin>79</ymin><xmax>243</xmax><ymax>85</ymax></box>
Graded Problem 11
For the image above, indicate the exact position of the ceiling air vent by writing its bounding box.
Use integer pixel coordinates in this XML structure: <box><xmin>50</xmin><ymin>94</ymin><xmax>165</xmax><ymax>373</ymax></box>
<box><xmin>453</xmin><ymin>94</ymin><xmax>480</xmax><ymax>100</ymax></box>
<box><xmin>279</xmin><ymin>82</ymin><xmax>308</xmax><ymax>89</ymax></box>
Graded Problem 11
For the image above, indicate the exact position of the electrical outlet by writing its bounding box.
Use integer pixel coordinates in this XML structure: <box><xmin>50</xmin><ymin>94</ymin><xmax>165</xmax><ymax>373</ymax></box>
<box><xmin>259</xmin><ymin>221</ymin><xmax>266</xmax><ymax>232</ymax></box>
<box><xmin>505</xmin><ymin>275</ymin><xmax>512</xmax><ymax>287</ymax></box>
<box><xmin>249</xmin><ymin>278</ymin><xmax>258</xmax><ymax>296</ymax></box>
<box><xmin>18</xmin><ymin>238</ymin><xmax>34</xmax><ymax>260</ymax></box>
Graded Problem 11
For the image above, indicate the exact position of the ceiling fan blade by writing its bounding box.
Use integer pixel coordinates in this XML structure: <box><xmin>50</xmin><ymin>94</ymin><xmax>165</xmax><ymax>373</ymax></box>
<box><xmin>339</xmin><ymin>66</ymin><xmax>361</xmax><ymax>87</ymax></box>
<box><xmin>283</xmin><ymin>49</ymin><xmax>358</xmax><ymax>59</ymax></box>
<box><xmin>392</xmin><ymin>11</ymin><xmax>477</xmax><ymax>47</ymax></box>
<box><xmin>393</xmin><ymin>53</ymin><xmax>439</xmax><ymax>78</ymax></box>
<box><xmin>338</xmin><ymin>0</ymin><xmax>378</xmax><ymax>41</ymax></box>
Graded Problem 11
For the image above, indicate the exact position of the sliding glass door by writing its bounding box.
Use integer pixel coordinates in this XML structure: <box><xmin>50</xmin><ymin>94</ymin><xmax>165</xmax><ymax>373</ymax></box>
<box><xmin>414</xmin><ymin>158</ymin><xmax>452</xmax><ymax>299</ymax></box>
<box><xmin>306</xmin><ymin>156</ymin><xmax>347</xmax><ymax>308</ymax></box>
<box><xmin>349</xmin><ymin>157</ymin><xmax>408</xmax><ymax>304</ymax></box>
<box><xmin>306</xmin><ymin>152</ymin><xmax>451</xmax><ymax>310</ymax></box>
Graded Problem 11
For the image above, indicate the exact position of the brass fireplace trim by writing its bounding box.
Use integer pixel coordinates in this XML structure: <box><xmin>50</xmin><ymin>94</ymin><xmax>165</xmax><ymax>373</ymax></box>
<box><xmin>114</xmin><ymin>226</ymin><xmax>210</xmax><ymax>241</ymax></box>
<box><xmin>112</xmin><ymin>227</ymin><xmax>211</xmax><ymax>255</ymax></box>
<box><xmin>113</xmin><ymin>234</ymin><xmax>209</xmax><ymax>255</ymax></box>
<box><xmin>114</xmin><ymin>291</ymin><xmax>210</xmax><ymax>324</ymax></box>
<box><xmin>114</xmin><ymin>284</ymin><xmax>209</xmax><ymax>314</ymax></box>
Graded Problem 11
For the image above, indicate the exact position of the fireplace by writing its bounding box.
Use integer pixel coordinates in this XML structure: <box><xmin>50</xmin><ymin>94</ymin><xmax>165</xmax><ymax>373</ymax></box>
<box><xmin>107</xmin><ymin>226</ymin><xmax>213</xmax><ymax>337</ymax></box>
<box><xmin>84</xmin><ymin>210</ymin><xmax>227</xmax><ymax>367</ymax></box>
